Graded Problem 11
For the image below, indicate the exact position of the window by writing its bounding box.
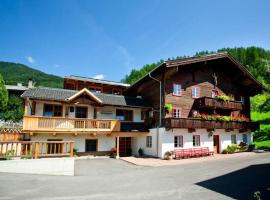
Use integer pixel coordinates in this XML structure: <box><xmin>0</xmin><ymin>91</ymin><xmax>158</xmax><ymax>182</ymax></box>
<box><xmin>146</xmin><ymin>136</ymin><xmax>152</xmax><ymax>148</ymax></box>
<box><xmin>193</xmin><ymin>135</ymin><xmax>200</xmax><ymax>147</ymax></box>
<box><xmin>191</xmin><ymin>87</ymin><xmax>200</xmax><ymax>98</ymax></box>
<box><xmin>173</xmin><ymin>84</ymin><xmax>182</xmax><ymax>96</ymax></box>
<box><xmin>116</xmin><ymin>109</ymin><xmax>133</xmax><ymax>121</ymax></box>
<box><xmin>211</xmin><ymin>90</ymin><xmax>218</xmax><ymax>98</ymax></box>
<box><xmin>174</xmin><ymin>136</ymin><xmax>183</xmax><ymax>148</ymax></box>
<box><xmin>172</xmin><ymin>108</ymin><xmax>181</xmax><ymax>118</ymax></box>
<box><xmin>75</xmin><ymin>106</ymin><xmax>88</xmax><ymax>118</ymax></box>
<box><xmin>88</xmin><ymin>86</ymin><xmax>102</xmax><ymax>93</ymax></box>
<box><xmin>231</xmin><ymin>134</ymin><xmax>237</xmax><ymax>144</ymax></box>
<box><xmin>235</xmin><ymin>95</ymin><xmax>244</xmax><ymax>103</ymax></box>
<box><xmin>242</xmin><ymin>134</ymin><xmax>248</xmax><ymax>143</ymax></box>
<box><xmin>141</xmin><ymin>111</ymin><xmax>145</xmax><ymax>120</ymax></box>
<box><xmin>43</xmin><ymin>104</ymin><xmax>63</xmax><ymax>117</ymax></box>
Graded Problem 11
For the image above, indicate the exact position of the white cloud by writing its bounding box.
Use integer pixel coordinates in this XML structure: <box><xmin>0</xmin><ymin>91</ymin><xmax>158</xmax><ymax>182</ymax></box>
<box><xmin>27</xmin><ymin>56</ymin><xmax>35</xmax><ymax>64</ymax></box>
<box><xmin>54</xmin><ymin>64</ymin><xmax>61</xmax><ymax>68</ymax></box>
<box><xmin>93</xmin><ymin>74</ymin><xmax>105</xmax><ymax>80</ymax></box>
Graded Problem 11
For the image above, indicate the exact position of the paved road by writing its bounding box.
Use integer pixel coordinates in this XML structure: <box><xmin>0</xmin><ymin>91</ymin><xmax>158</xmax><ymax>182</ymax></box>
<box><xmin>0</xmin><ymin>152</ymin><xmax>269</xmax><ymax>200</ymax></box>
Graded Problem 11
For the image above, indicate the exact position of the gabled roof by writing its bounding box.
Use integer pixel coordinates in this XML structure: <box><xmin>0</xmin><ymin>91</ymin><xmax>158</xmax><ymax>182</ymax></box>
<box><xmin>125</xmin><ymin>52</ymin><xmax>263</xmax><ymax>95</ymax></box>
<box><xmin>65</xmin><ymin>75</ymin><xmax>130</xmax><ymax>87</ymax></box>
<box><xmin>21</xmin><ymin>87</ymin><xmax>151</xmax><ymax>108</ymax></box>
<box><xmin>66</xmin><ymin>88</ymin><xmax>103</xmax><ymax>104</ymax></box>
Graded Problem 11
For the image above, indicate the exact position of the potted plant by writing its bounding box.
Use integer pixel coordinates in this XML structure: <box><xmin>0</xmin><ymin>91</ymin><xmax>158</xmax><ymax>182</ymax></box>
<box><xmin>164</xmin><ymin>151</ymin><xmax>173</xmax><ymax>160</ymax></box>
<box><xmin>138</xmin><ymin>148</ymin><xmax>144</xmax><ymax>157</ymax></box>
<box><xmin>164</xmin><ymin>103</ymin><xmax>173</xmax><ymax>114</ymax></box>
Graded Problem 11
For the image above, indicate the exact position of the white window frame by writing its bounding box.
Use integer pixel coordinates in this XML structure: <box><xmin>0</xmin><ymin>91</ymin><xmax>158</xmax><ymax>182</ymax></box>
<box><xmin>193</xmin><ymin>135</ymin><xmax>200</xmax><ymax>147</ymax></box>
<box><xmin>173</xmin><ymin>108</ymin><xmax>181</xmax><ymax>118</ymax></box>
<box><xmin>146</xmin><ymin>136</ymin><xmax>152</xmax><ymax>148</ymax></box>
<box><xmin>173</xmin><ymin>84</ymin><xmax>182</xmax><ymax>96</ymax></box>
<box><xmin>191</xmin><ymin>87</ymin><xmax>200</xmax><ymax>98</ymax></box>
<box><xmin>231</xmin><ymin>134</ymin><xmax>237</xmax><ymax>144</ymax></box>
<box><xmin>174</xmin><ymin>136</ymin><xmax>183</xmax><ymax>148</ymax></box>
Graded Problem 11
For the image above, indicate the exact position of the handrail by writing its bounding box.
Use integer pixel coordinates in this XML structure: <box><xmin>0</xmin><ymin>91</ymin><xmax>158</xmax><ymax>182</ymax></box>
<box><xmin>0</xmin><ymin>141</ymin><xmax>74</xmax><ymax>159</ymax></box>
<box><xmin>196</xmin><ymin>97</ymin><xmax>244</xmax><ymax>110</ymax></box>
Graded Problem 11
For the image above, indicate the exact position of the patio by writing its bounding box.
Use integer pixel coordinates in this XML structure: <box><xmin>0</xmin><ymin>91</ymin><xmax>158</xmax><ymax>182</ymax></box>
<box><xmin>120</xmin><ymin>152</ymin><xmax>259</xmax><ymax>167</ymax></box>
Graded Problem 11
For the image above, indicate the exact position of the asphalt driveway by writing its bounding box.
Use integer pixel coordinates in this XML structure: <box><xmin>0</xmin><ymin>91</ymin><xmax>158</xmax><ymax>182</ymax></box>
<box><xmin>0</xmin><ymin>152</ymin><xmax>269</xmax><ymax>200</ymax></box>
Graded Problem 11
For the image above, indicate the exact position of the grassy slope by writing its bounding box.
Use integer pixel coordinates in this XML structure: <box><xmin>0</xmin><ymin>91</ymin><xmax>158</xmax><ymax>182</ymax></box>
<box><xmin>0</xmin><ymin>61</ymin><xmax>63</xmax><ymax>88</ymax></box>
<box><xmin>253</xmin><ymin>140</ymin><xmax>270</xmax><ymax>149</ymax></box>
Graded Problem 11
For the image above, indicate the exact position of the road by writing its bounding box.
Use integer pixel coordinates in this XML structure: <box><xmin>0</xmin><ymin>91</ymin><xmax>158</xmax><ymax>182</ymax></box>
<box><xmin>0</xmin><ymin>152</ymin><xmax>269</xmax><ymax>200</ymax></box>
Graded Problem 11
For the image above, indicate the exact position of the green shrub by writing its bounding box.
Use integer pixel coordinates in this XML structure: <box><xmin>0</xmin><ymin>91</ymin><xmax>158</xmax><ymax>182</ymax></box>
<box><xmin>248</xmin><ymin>144</ymin><xmax>256</xmax><ymax>151</ymax></box>
<box><xmin>138</xmin><ymin>148</ymin><xmax>144</xmax><ymax>156</ymax></box>
<box><xmin>226</xmin><ymin>145</ymin><xmax>237</xmax><ymax>153</ymax></box>
<box><xmin>216</xmin><ymin>95</ymin><xmax>230</xmax><ymax>102</ymax></box>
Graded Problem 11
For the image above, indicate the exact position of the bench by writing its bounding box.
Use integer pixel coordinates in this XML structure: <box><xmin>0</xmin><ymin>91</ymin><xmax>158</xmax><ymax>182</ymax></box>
<box><xmin>174</xmin><ymin>147</ymin><xmax>214</xmax><ymax>159</ymax></box>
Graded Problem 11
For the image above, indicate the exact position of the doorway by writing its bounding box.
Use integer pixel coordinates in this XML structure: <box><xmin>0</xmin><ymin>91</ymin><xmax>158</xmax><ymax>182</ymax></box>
<box><xmin>213</xmin><ymin>135</ymin><xmax>220</xmax><ymax>154</ymax></box>
<box><xmin>85</xmin><ymin>139</ymin><xmax>97</xmax><ymax>152</ymax></box>
<box><xmin>116</xmin><ymin>137</ymin><xmax>132</xmax><ymax>156</ymax></box>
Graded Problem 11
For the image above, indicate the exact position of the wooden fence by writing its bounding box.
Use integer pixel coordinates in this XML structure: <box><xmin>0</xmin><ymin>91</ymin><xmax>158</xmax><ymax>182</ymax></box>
<box><xmin>0</xmin><ymin>141</ymin><xmax>74</xmax><ymax>160</ymax></box>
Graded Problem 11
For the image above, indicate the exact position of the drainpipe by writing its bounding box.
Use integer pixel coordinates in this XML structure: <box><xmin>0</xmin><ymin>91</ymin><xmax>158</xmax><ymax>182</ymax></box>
<box><xmin>149</xmin><ymin>72</ymin><xmax>162</xmax><ymax>158</ymax></box>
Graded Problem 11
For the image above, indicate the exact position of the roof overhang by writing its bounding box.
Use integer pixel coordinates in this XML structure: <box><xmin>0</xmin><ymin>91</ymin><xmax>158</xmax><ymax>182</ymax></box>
<box><xmin>66</xmin><ymin>88</ymin><xmax>103</xmax><ymax>104</ymax></box>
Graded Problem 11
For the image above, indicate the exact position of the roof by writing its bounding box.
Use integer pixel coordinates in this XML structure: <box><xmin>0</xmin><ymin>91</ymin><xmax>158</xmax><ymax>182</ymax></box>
<box><xmin>125</xmin><ymin>52</ymin><xmax>263</xmax><ymax>95</ymax></box>
<box><xmin>21</xmin><ymin>87</ymin><xmax>151</xmax><ymax>108</ymax></box>
<box><xmin>65</xmin><ymin>75</ymin><xmax>130</xmax><ymax>87</ymax></box>
<box><xmin>5</xmin><ymin>85</ymin><xmax>28</xmax><ymax>91</ymax></box>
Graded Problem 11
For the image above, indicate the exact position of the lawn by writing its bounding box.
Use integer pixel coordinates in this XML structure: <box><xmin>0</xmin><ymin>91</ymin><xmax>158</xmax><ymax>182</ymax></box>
<box><xmin>253</xmin><ymin>140</ymin><xmax>270</xmax><ymax>150</ymax></box>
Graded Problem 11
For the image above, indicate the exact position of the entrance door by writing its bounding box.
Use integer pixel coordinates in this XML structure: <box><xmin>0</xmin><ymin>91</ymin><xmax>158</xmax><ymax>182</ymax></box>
<box><xmin>85</xmin><ymin>139</ymin><xmax>97</xmax><ymax>152</ymax></box>
<box><xmin>213</xmin><ymin>135</ymin><xmax>220</xmax><ymax>154</ymax></box>
<box><xmin>116</xmin><ymin>137</ymin><xmax>131</xmax><ymax>156</ymax></box>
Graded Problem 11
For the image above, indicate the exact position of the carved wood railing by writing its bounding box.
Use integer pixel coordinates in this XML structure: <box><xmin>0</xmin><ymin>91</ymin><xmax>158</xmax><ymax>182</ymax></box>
<box><xmin>165</xmin><ymin>118</ymin><xmax>259</xmax><ymax>131</ymax></box>
<box><xmin>23</xmin><ymin>116</ymin><xmax>120</xmax><ymax>132</ymax></box>
<box><xmin>196</xmin><ymin>97</ymin><xmax>244</xmax><ymax>110</ymax></box>
<box><xmin>0</xmin><ymin>141</ymin><xmax>74</xmax><ymax>159</ymax></box>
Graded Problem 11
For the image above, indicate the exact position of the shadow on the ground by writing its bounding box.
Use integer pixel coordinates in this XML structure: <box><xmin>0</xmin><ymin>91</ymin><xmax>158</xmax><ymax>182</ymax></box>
<box><xmin>196</xmin><ymin>163</ymin><xmax>270</xmax><ymax>200</ymax></box>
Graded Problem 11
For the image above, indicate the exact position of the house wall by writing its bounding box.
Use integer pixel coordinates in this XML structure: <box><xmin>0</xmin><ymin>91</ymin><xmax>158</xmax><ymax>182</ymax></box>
<box><xmin>31</xmin><ymin>133</ymin><xmax>116</xmax><ymax>152</ymax></box>
<box><xmin>150</xmin><ymin>128</ymin><xmax>252</xmax><ymax>158</ymax></box>
<box><xmin>28</xmin><ymin>101</ymin><xmax>143</xmax><ymax>122</ymax></box>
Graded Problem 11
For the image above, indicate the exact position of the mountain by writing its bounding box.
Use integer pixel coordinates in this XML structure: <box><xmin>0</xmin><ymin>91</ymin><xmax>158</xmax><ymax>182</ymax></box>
<box><xmin>0</xmin><ymin>61</ymin><xmax>63</xmax><ymax>88</ymax></box>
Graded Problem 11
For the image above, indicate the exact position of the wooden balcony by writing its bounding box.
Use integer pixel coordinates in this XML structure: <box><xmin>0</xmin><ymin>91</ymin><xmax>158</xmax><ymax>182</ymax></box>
<box><xmin>164</xmin><ymin>118</ymin><xmax>259</xmax><ymax>131</ymax></box>
<box><xmin>23</xmin><ymin>116</ymin><xmax>120</xmax><ymax>133</ymax></box>
<box><xmin>196</xmin><ymin>97</ymin><xmax>244</xmax><ymax>110</ymax></box>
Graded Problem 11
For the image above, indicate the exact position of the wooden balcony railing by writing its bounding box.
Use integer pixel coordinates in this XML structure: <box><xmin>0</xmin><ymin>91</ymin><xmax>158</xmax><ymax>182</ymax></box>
<box><xmin>0</xmin><ymin>141</ymin><xmax>74</xmax><ymax>159</ymax></box>
<box><xmin>196</xmin><ymin>97</ymin><xmax>244</xmax><ymax>110</ymax></box>
<box><xmin>165</xmin><ymin>118</ymin><xmax>259</xmax><ymax>131</ymax></box>
<box><xmin>23</xmin><ymin>116</ymin><xmax>120</xmax><ymax>133</ymax></box>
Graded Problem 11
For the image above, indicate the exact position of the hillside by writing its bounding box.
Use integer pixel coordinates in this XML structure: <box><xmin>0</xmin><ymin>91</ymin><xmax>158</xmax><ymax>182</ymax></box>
<box><xmin>0</xmin><ymin>61</ymin><xmax>63</xmax><ymax>88</ymax></box>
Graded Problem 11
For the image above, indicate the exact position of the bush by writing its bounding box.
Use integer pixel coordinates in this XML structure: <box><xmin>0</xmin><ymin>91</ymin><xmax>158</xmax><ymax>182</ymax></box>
<box><xmin>138</xmin><ymin>148</ymin><xmax>144</xmax><ymax>156</ymax></box>
<box><xmin>248</xmin><ymin>144</ymin><xmax>256</xmax><ymax>151</ymax></box>
<box><xmin>226</xmin><ymin>145</ymin><xmax>237</xmax><ymax>154</ymax></box>
<box><xmin>216</xmin><ymin>95</ymin><xmax>230</xmax><ymax>102</ymax></box>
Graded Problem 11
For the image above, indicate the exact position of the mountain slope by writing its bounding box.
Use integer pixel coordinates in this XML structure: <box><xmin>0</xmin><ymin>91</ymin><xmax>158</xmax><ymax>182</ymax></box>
<box><xmin>0</xmin><ymin>61</ymin><xmax>63</xmax><ymax>88</ymax></box>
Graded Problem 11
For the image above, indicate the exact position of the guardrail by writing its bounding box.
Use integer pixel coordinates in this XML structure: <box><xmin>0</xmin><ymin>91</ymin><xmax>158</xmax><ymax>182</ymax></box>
<box><xmin>0</xmin><ymin>141</ymin><xmax>74</xmax><ymax>159</ymax></box>
<box><xmin>196</xmin><ymin>97</ymin><xmax>243</xmax><ymax>110</ymax></box>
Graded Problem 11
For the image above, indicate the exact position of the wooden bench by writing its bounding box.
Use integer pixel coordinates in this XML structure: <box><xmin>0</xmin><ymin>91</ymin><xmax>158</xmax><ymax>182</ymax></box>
<box><xmin>174</xmin><ymin>147</ymin><xmax>214</xmax><ymax>159</ymax></box>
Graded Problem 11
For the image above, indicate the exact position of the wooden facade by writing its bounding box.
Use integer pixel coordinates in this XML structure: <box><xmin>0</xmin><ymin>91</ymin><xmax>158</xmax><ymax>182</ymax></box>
<box><xmin>125</xmin><ymin>53</ymin><xmax>262</xmax><ymax>130</ymax></box>
<box><xmin>64</xmin><ymin>77</ymin><xmax>128</xmax><ymax>95</ymax></box>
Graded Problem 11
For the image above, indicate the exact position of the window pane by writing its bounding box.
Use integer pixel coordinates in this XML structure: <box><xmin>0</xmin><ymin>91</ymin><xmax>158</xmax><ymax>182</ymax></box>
<box><xmin>173</xmin><ymin>84</ymin><xmax>181</xmax><ymax>95</ymax></box>
<box><xmin>76</xmin><ymin>107</ymin><xmax>88</xmax><ymax>118</ymax></box>
<box><xmin>44</xmin><ymin>105</ymin><xmax>53</xmax><ymax>117</ymax></box>
<box><xmin>54</xmin><ymin>105</ymin><xmax>62</xmax><ymax>117</ymax></box>
<box><xmin>116</xmin><ymin>109</ymin><xmax>133</xmax><ymax>121</ymax></box>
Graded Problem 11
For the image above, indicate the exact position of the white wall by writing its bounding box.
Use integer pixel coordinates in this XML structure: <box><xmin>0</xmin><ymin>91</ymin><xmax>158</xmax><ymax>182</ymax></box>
<box><xmin>156</xmin><ymin>128</ymin><xmax>252</xmax><ymax>158</ymax></box>
<box><xmin>131</xmin><ymin>130</ymin><xmax>156</xmax><ymax>157</ymax></box>
<box><xmin>0</xmin><ymin>158</ymin><xmax>74</xmax><ymax>176</ymax></box>
<box><xmin>30</xmin><ymin>101</ymin><xmax>142</xmax><ymax>122</ymax></box>
<box><xmin>31</xmin><ymin>133</ymin><xmax>116</xmax><ymax>152</ymax></box>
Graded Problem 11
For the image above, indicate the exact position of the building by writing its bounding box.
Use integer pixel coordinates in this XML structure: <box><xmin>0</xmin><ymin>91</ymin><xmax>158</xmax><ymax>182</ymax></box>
<box><xmin>64</xmin><ymin>75</ymin><xmax>130</xmax><ymax>95</ymax></box>
<box><xmin>5</xmin><ymin>79</ymin><xmax>34</xmax><ymax>96</ymax></box>
<box><xmin>21</xmin><ymin>52</ymin><xmax>262</xmax><ymax>158</ymax></box>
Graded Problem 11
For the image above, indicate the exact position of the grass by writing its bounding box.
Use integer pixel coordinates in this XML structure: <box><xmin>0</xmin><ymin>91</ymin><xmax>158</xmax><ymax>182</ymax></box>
<box><xmin>253</xmin><ymin>140</ymin><xmax>270</xmax><ymax>150</ymax></box>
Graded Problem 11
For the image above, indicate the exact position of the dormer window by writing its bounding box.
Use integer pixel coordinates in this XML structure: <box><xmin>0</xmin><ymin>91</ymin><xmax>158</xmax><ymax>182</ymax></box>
<box><xmin>173</xmin><ymin>84</ymin><xmax>182</xmax><ymax>96</ymax></box>
<box><xmin>191</xmin><ymin>86</ymin><xmax>200</xmax><ymax>98</ymax></box>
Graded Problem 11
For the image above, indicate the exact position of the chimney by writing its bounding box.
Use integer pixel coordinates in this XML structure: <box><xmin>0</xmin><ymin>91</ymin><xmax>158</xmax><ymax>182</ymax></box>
<box><xmin>28</xmin><ymin>78</ymin><xmax>33</xmax><ymax>88</ymax></box>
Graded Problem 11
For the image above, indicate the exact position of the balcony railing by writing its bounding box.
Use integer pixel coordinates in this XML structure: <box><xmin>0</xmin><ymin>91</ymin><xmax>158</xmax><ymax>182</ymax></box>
<box><xmin>23</xmin><ymin>116</ymin><xmax>120</xmax><ymax>133</ymax></box>
<box><xmin>196</xmin><ymin>97</ymin><xmax>244</xmax><ymax>110</ymax></box>
<box><xmin>165</xmin><ymin>118</ymin><xmax>259</xmax><ymax>131</ymax></box>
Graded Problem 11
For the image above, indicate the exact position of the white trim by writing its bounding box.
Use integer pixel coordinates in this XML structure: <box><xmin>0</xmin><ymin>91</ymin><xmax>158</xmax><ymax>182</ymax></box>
<box><xmin>66</xmin><ymin>88</ymin><xmax>103</xmax><ymax>104</ymax></box>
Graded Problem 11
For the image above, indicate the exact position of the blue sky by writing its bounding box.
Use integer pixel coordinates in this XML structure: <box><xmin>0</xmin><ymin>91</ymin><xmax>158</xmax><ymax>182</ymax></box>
<box><xmin>0</xmin><ymin>0</ymin><xmax>270</xmax><ymax>81</ymax></box>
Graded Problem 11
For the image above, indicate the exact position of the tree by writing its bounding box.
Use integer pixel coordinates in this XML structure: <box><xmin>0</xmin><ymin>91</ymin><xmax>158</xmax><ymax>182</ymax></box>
<box><xmin>0</xmin><ymin>74</ymin><xmax>8</xmax><ymax>110</ymax></box>
<box><xmin>0</xmin><ymin>95</ymin><xmax>24</xmax><ymax>122</ymax></box>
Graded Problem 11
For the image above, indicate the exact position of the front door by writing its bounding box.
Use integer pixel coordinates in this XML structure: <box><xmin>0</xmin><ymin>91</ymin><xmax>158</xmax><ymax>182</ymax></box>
<box><xmin>213</xmin><ymin>135</ymin><xmax>220</xmax><ymax>154</ymax></box>
<box><xmin>85</xmin><ymin>139</ymin><xmax>97</xmax><ymax>152</ymax></box>
<box><xmin>116</xmin><ymin>137</ymin><xmax>131</xmax><ymax>156</ymax></box>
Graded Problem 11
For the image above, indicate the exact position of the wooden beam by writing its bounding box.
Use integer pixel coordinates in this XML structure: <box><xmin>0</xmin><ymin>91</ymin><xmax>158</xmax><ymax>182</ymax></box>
<box><xmin>116</xmin><ymin>135</ymin><xmax>120</xmax><ymax>159</ymax></box>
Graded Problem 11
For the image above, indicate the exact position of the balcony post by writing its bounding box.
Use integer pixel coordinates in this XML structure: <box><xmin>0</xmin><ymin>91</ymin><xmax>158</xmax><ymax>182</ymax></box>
<box><xmin>70</xmin><ymin>142</ymin><xmax>74</xmax><ymax>157</ymax></box>
<box><xmin>34</xmin><ymin>142</ymin><xmax>39</xmax><ymax>159</ymax></box>
<box><xmin>116</xmin><ymin>135</ymin><xmax>120</xmax><ymax>159</ymax></box>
